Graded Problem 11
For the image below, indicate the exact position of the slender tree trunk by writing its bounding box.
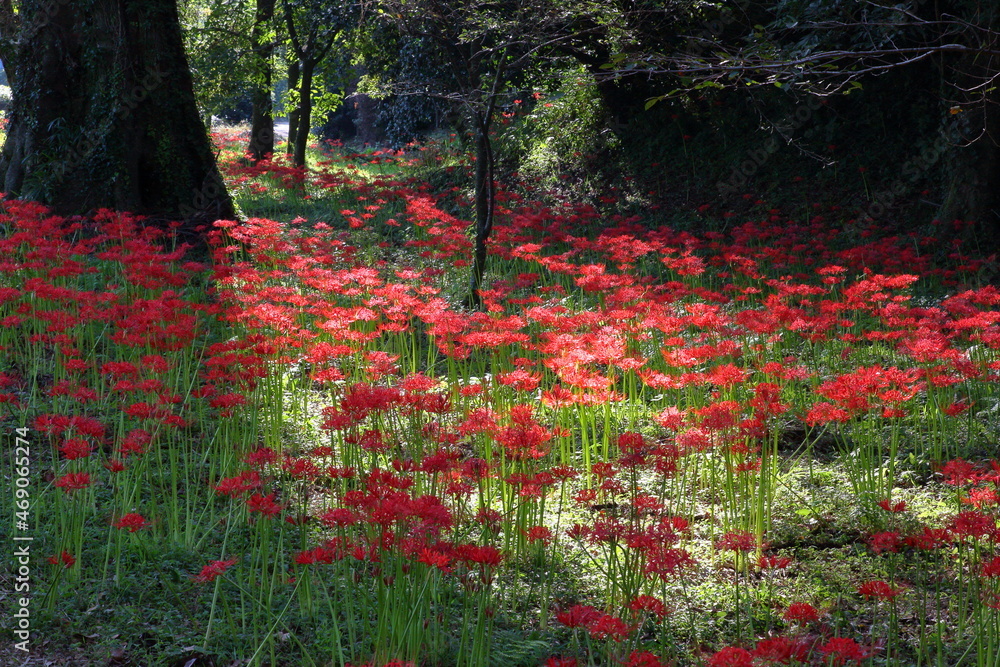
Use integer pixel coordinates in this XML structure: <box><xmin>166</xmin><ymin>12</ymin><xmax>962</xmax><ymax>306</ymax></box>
<box><xmin>247</xmin><ymin>0</ymin><xmax>276</xmax><ymax>163</ymax></box>
<box><xmin>0</xmin><ymin>0</ymin><xmax>234</xmax><ymax>235</ymax></box>
<box><xmin>292</xmin><ymin>58</ymin><xmax>314</xmax><ymax>168</ymax></box>
<box><xmin>286</xmin><ymin>59</ymin><xmax>300</xmax><ymax>155</ymax></box>
<box><xmin>466</xmin><ymin>116</ymin><xmax>495</xmax><ymax>309</ymax></box>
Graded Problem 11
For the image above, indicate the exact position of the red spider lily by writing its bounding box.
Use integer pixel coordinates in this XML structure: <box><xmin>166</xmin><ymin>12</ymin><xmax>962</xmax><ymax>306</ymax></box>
<box><xmin>858</xmin><ymin>580</ymin><xmax>903</xmax><ymax>601</ymax></box>
<box><xmin>715</xmin><ymin>530</ymin><xmax>757</xmax><ymax>553</ymax></box>
<box><xmin>644</xmin><ymin>545</ymin><xmax>695</xmax><ymax>581</ymax></box>
<box><xmin>587</xmin><ymin>613</ymin><xmax>632</xmax><ymax>641</ymax></box>
<box><xmin>628</xmin><ymin>595</ymin><xmax>669</xmax><ymax>619</ymax></box>
<box><xmin>243</xmin><ymin>447</ymin><xmax>278</xmax><ymax>468</ymax></box>
<box><xmin>820</xmin><ymin>637</ymin><xmax>870</xmax><ymax>664</ymax></box>
<box><xmin>246</xmin><ymin>493</ymin><xmax>283</xmax><ymax>517</ymax></box>
<box><xmin>47</xmin><ymin>551</ymin><xmax>76</xmax><ymax>568</ymax></box>
<box><xmin>707</xmin><ymin>646</ymin><xmax>753</xmax><ymax>667</ymax></box>
<box><xmin>58</xmin><ymin>438</ymin><xmax>92</xmax><ymax>460</ymax></box>
<box><xmin>543</xmin><ymin>658</ymin><xmax>577</xmax><ymax>667</ymax></box>
<box><xmin>940</xmin><ymin>458</ymin><xmax>978</xmax><ymax>486</ymax></box>
<box><xmin>417</xmin><ymin>547</ymin><xmax>452</xmax><ymax>572</ymax></box>
<box><xmin>117</xmin><ymin>428</ymin><xmax>152</xmax><ymax>457</ymax></box>
<box><xmin>114</xmin><ymin>513</ymin><xmax>149</xmax><ymax>532</ymax></box>
<box><xmin>904</xmin><ymin>526</ymin><xmax>950</xmax><ymax>550</ymax></box>
<box><xmin>783</xmin><ymin>602</ymin><xmax>820</xmax><ymax>624</ymax></box>
<box><xmin>193</xmin><ymin>558</ymin><xmax>238</xmax><ymax>583</ymax></box>
<box><xmin>949</xmin><ymin>510</ymin><xmax>998</xmax><ymax>541</ymax></box>
<box><xmin>555</xmin><ymin>604</ymin><xmax>602</xmax><ymax>629</ymax></box>
<box><xmin>758</xmin><ymin>555</ymin><xmax>793</xmax><ymax>570</ymax></box>
<box><xmin>963</xmin><ymin>487</ymin><xmax>1000</xmax><ymax>509</ymax></box>
<box><xmin>877</xmin><ymin>498</ymin><xmax>907</xmax><ymax>513</ymax></box>
<box><xmin>982</xmin><ymin>556</ymin><xmax>1000</xmax><ymax>578</ymax></box>
<box><xmin>623</xmin><ymin>651</ymin><xmax>667</xmax><ymax>667</ymax></box>
<box><xmin>54</xmin><ymin>472</ymin><xmax>92</xmax><ymax>493</ymax></box>
<box><xmin>215</xmin><ymin>470</ymin><xmax>263</xmax><ymax>497</ymax></box>
<box><xmin>524</xmin><ymin>525</ymin><xmax>553</xmax><ymax>545</ymax></box>
<box><xmin>295</xmin><ymin>545</ymin><xmax>344</xmax><ymax>566</ymax></box>
<box><xmin>867</xmin><ymin>531</ymin><xmax>902</xmax><ymax>554</ymax></box>
<box><xmin>752</xmin><ymin>636</ymin><xmax>810</xmax><ymax>664</ymax></box>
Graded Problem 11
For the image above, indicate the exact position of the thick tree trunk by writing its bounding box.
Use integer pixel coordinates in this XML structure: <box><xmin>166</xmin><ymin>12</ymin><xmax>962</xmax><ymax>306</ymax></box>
<box><xmin>938</xmin><ymin>30</ymin><xmax>1000</xmax><ymax>250</ymax></box>
<box><xmin>247</xmin><ymin>0</ymin><xmax>276</xmax><ymax>163</ymax></box>
<box><xmin>466</xmin><ymin>117</ymin><xmax>495</xmax><ymax>310</ymax></box>
<box><xmin>0</xmin><ymin>0</ymin><xmax>235</xmax><ymax>235</ymax></box>
<box><xmin>286</xmin><ymin>59</ymin><xmax>300</xmax><ymax>156</ymax></box>
<box><xmin>292</xmin><ymin>59</ymin><xmax>315</xmax><ymax>169</ymax></box>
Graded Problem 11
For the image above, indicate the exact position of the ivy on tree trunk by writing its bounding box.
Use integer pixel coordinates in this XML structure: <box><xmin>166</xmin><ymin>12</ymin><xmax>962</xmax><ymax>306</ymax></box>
<box><xmin>0</xmin><ymin>0</ymin><xmax>235</xmax><ymax>236</ymax></box>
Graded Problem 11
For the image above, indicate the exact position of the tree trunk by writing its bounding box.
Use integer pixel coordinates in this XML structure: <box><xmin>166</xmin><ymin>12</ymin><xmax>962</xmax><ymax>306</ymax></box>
<box><xmin>247</xmin><ymin>0</ymin><xmax>276</xmax><ymax>163</ymax></box>
<box><xmin>286</xmin><ymin>59</ymin><xmax>300</xmax><ymax>155</ymax></box>
<box><xmin>466</xmin><ymin>116</ymin><xmax>495</xmax><ymax>309</ymax></box>
<box><xmin>0</xmin><ymin>0</ymin><xmax>234</xmax><ymax>235</ymax></box>
<box><xmin>292</xmin><ymin>58</ymin><xmax>315</xmax><ymax>169</ymax></box>
<box><xmin>938</xmin><ymin>18</ymin><xmax>1000</xmax><ymax>251</ymax></box>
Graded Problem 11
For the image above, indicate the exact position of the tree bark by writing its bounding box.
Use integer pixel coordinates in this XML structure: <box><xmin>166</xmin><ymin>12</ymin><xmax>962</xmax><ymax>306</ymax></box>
<box><xmin>247</xmin><ymin>0</ymin><xmax>276</xmax><ymax>163</ymax></box>
<box><xmin>466</xmin><ymin>115</ymin><xmax>495</xmax><ymax>309</ymax></box>
<box><xmin>0</xmin><ymin>0</ymin><xmax>235</xmax><ymax>235</ymax></box>
<box><xmin>292</xmin><ymin>58</ymin><xmax>315</xmax><ymax>168</ymax></box>
<box><xmin>286</xmin><ymin>59</ymin><xmax>301</xmax><ymax>155</ymax></box>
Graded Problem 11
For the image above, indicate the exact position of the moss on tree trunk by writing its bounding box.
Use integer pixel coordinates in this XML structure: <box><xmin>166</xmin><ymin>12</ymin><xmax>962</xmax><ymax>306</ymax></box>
<box><xmin>0</xmin><ymin>0</ymin><xmax>235</xmax><ymax>235</ymax></box>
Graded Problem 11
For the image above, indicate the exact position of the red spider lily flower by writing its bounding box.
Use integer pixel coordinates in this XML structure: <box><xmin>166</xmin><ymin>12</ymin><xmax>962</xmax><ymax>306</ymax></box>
<box><xmin>47</xmin><ymin>551</ymin><xmax>76</xmax><ymax>568</ymax></box>
<box><xmin>624</xmin><ymin>650</ymin><xmax>667</xmax><ymax>667</ymax></box>
<box><xmin>628</xmin><ymin>595</ymin><xmax>669</xmax><ymax>619</ymax></box>
<box><xmin>820</xmin><ymin>637</ymin><xmax>869</xmax><ymax>664</ymax></box>
<box><xmin>456</xmin><ymin>544</ymin><xmax>503</xmax><ymax>568</ymax></box>
<box><xmin>58</xmin><ymin>438</ymin><xmax>92</xmax><ymax>460</ymax></box>
<box><xmin>949</xmin><ymin>510</ymin><xmax>998</xmax><ymax>541</ymax></box>
<box><xmin>943</xmin><ymin>400</ymin><xmax>971</xmax><ymax>416</ymax></box>
<box><xmin>587</xmin><ymin>613</ymin><xmax>632</xmax><ymax>641</ymax></box>
<box><xmin>752</xmin><ymin>636</ymin><xmax>810</xmax><ymax>664</ymax></box>
<box><xmin>858</xmin><ymin>580</ymin><xmax>903</xmax><ymax>601</ymax></box>
<box><xmin>867</xmin><ymin>531</ymin><xmax>902</xmax><ymax>554</ymax></box>
<box><xmin>981</xmin><ymin>556</ymin><xmax>1000</xmax><ymax>578</ymax></box>
<box><xmin>525</xmin><ymin>525</ymin><xmax>553</xmax><ymax>545</ymax></box>
<box><xmin>54</xmin><ymin>471</ymin><xmax>92</xmax><ymax>493</ymax></box>
<box><xmin>246</xmin><ymin>493</ymin><xmax>283</xmax><ymax>517</ymax></box>
<box><xmin>877</xmin><ymin>498</ymin><xmax>907</xmax><ymax>513</ymax></box>
<box><xmin>783</xmin><ymin>602</ymin><xmax>820</xmax><ymax>623</ymax></box>
<box><xmin>193</xmin><ymin>558</ymin><xmax>238</xmax><ymax>583</ymax></box>
<box><xmin>318</xmin><ymin>507</ymin><xmax>359</xmax><ymax>528</ymax></box>
<box><xmin>555</xmin><ymin>604</ymin><xmax>601</xmax><ymax>629</ymax></box>
<box><xmin>543</xmin><ymin>658</ymin><xmax>577</xmax><ymax>667</ymax></box>
<box><xmin>104</xmin><ymin>459</ymin><xmax>127</xmax><ymax>473</ymax></box>
<box><xmin>963</xmin><ymin>487</ymin><xmax>1000</xmax><ymax>509</ymax></box>
<box><xmin>215</xmin><ymin>470</ymin><xmax>262</xmax><ymax>497</ymax></box>
<box><xmin>644</xmin><ymin>545</ymin><xmax>695</xmax><ymax>581</ymax></box>
<box><xmin>417</xmin><ymin>547</ymin><xmax>452</xmax><ymax>573</ymax></box>
<box><xmin>114</xmin><ymin>513</ymin><xmax>149</xmax><ymax>532</ymax></box>
<box><xmin>941</xmin><ymin>458</ymin><xmax>978</xmax><ymax>486</ymax></box>
<box><xmin>904</xmin><ymin>526</ymin><xmax>950</xmax><ymax>550</ymax></box>
<box><xmin>117</xmin><ymin>428</ymin><xmax>152</xmax><ymax>457</ymax></box>
<box><xmin>244</xmin><ymin>447</ymin><xmax>278</xmax><ymax>468</ymax></box>
<box><xmin>758</xmin><ymin>554</ymin><xmax>793</xmax><ymax>570</ymax></box>
<box><xmin>715</xmin><ymin>530</ymin><xmax>757</xmax><ymax>553</ymax></box>
<box><xmin>707</xmin><ymin>646</ymin><xmax>753</xmax><ymax>667</ymax></box>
